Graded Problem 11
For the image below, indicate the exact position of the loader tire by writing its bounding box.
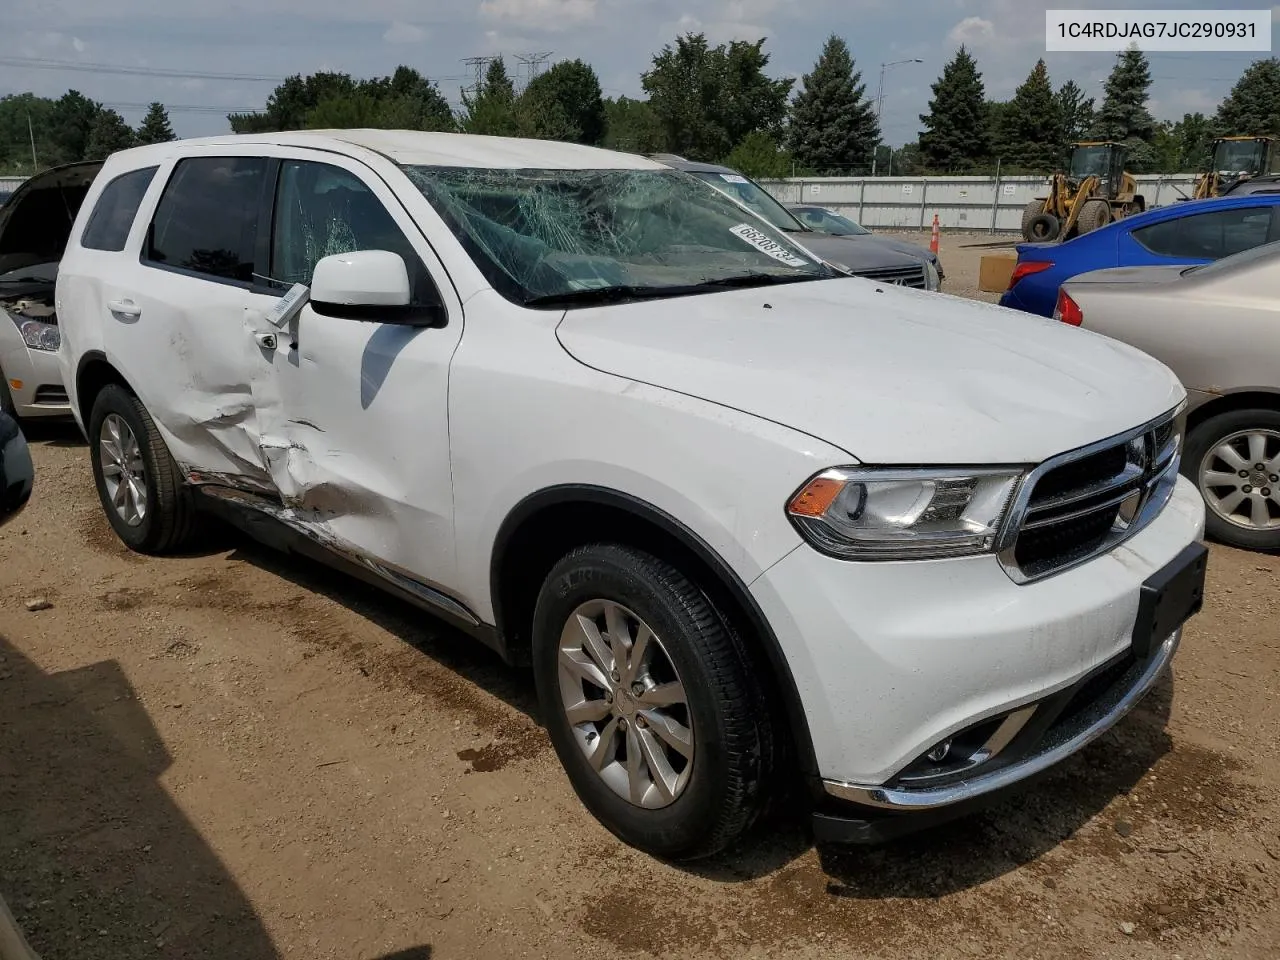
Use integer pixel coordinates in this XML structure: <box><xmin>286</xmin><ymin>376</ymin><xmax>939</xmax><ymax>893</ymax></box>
<box><xmin>1024</xmin><ymin>212</ymin><xmax>1060</xmax><ymax>243</ymax></box>
<box><xmin>1077</xmin><ymin>199</ymin><xmax>1111</xmax><ymax>235</ymax></box>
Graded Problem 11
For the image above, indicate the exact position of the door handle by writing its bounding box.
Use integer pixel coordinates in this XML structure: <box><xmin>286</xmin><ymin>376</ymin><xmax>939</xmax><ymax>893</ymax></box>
<box><xmin>253</xmin><ymin>332</ymin><xmax>278</xmax><ymax>351</ymax></box>
<box><xmin>107</xmin><ymin>298</ymin><xmax>141</xmax><ymax>319</ymax></box>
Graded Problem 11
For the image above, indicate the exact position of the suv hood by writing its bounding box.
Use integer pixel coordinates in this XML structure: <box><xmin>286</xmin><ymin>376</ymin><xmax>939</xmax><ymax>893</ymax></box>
<box><xmin>0</xmin><ymin>161</ymin><xmax>102</xmax><ymax>277</ymax></box>
<box><xmin>556</xmin><ymin>279</ymin><xmax>1183</xmax><ymax>465</ymax></box>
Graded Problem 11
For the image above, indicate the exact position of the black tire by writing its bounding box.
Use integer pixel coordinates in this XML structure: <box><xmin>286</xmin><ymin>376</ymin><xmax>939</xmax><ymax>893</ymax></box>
<box><xmin>0</xmin><ymin>372</ymin><xmax>14</xmax><ymax>418</ymax></box>
<box><xmin>532</xmin><ymin>543</ymin><xmax>776</xmax><ymax>861</ymax></box>
<box><xmin>88</xmin><ymin>383</ymin><xmax>201</xmax><ymax>554</ymax></box>
<box><xmin>1183</xmin><ymin>408</ymin><xmax>1280</xmax><ymax>552</ymax></box>
<box><xmin>1025</xmin><ymin>212</ymin><xmax>1060</xmax><ymax>242</ymax></box>
<box><xmin>1021</xmin><ymin>200</ymin><xmax>1046</xmax><ymax>239</ymax></box>
<box><xmin>1076</xmin><ymin>199</ymin><xmax>1111</xmax><ymax>235</ymax></box>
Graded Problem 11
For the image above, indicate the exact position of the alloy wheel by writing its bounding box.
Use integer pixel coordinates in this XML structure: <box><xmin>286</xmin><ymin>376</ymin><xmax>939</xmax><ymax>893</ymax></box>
<box><xmin>1198</xmin><ymin>428</ymin><xmax>1280</xmax><ymax>531</ymax></box>
<box><xmin>99</xmin><ymin>413</ymin><xmax>148</xmax><ymax>527</ymax></box>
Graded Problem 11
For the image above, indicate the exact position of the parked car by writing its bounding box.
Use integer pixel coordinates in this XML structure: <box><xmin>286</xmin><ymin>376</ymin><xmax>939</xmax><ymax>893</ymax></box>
<box><xmin>1220</xmin><ymin>173</ymin><xmax>1280</xmax><ymax>196</ymax></box>
<box><xmin>0</xmin><ymin>161</ymin><xmax>103</xmax><ymax>419</ymax></box>
<box><xmin>0</xmin><ymin>406</ymin><xmax>33</xmax><ymax>524</ymax></box>
<box><xmin>58</xmin><ymin>132</ymin><xmax>1206</xmax><ymax>860</ymax></box>
<box><xmin>787</xmin><ymin>203</ymin><xmax>945</xmax><ymax>280</ymax></box>
<box><xmin>999</xmin><ymin>193</ymin><xmax>1280</xmax><ymax>317</ymax></box>
<box><xmin>1056</xmin><ymin>240</ymin><xmax>1280</xmax><ymax>552</ymax></box>
<box><xmin>650</xmin><ymin>155</ymin><xmax>941</xmax><ymax>290</ymax></box>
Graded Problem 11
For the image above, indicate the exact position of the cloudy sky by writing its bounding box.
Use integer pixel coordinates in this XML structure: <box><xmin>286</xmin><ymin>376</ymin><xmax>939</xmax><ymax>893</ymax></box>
<box><xmin>2</xmin><ymin>0</ymin><xmax>1275</xmax><ymax>145</ymax></box>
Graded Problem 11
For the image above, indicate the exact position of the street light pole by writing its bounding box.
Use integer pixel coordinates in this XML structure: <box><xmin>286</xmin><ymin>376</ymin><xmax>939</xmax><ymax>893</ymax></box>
<box><xmin>872</xmin><ymin>58</ymin><xmax>923</xmax><ymax>176</ymax></box>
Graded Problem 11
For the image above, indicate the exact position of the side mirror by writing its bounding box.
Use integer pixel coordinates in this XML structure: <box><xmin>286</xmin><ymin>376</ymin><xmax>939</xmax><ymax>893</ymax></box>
<box><xmin>309</xmin><ymin>250</ymin><xmax>442</xmax><ymax>326</ymax></box>
<box><xmin>0</xmin><ymin>411</ymin><xmax>33</xmax><ymax>528</ymax></box>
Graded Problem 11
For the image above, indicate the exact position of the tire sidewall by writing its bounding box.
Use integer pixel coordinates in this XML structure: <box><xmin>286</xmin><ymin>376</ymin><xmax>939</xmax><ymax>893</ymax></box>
<box><xmin>1184</xmin><ymin>408</ymin><xmax>1280</xmax><ymax>550</ymax></box>
<box><xmin>532</xmin><ymin>547</ymin><xmax>739</xmax><ymax>858</ymax></box>
<box><xmin>88</xmin><ymin>385</ymin><xmax>167</xmax><ymax>551</ymax></box>
<box><xmin>1028</xmin><ymin>213</ymin><xmax>1059</xmax><ymax>241</ymax></box>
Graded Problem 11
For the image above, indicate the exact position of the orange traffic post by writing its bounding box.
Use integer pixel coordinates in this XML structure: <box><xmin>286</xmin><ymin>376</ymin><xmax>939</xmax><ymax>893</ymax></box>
<box><xmin>930</xmin><ymin>213</ymin><xmax>940</xmax><ymax>254</ymax></box>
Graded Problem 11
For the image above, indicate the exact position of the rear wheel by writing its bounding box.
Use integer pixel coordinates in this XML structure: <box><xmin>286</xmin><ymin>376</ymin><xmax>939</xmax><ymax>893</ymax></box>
<box><xmin>1076</xmin><ymin>199</ymin><xmax>1111</xmax><ymax>235</ymax></box>
<box><xmin>1185</xmin><ymin>408</ymin><xmax>1280</xmax><ymax>551</ymax></box>
<box><xmin>88</xmin><ymin>383</ymin><xmax>202</xmax><ymax>554</ymax></box>
<box><xmin>532</xmin><ymin>543</ymin><xmax>776</xmax><ymax>861</ymax></box>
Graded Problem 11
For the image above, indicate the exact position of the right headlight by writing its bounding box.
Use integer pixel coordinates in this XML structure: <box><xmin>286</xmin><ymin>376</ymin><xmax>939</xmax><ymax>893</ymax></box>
<box><xmin>786</xmin><ymin>467</ymin><xmax>1024</xmax><ymax>560</ymax></box>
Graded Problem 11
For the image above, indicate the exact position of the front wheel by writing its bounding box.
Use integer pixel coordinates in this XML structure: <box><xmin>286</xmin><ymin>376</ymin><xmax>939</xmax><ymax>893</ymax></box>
<box><xmin>532</xmin><ymin>543</ymin><xmax>776</xmax><ymax>860</ymax></box>
<box><xmin>88</xmin><ymin>384</ymin><xmax>202</xmax><ymax>554</ymax></box>
<box><xmin>1184</xmin><ymin>408</ymin><xmax>1280</xmax><ymax>551</ymax></box>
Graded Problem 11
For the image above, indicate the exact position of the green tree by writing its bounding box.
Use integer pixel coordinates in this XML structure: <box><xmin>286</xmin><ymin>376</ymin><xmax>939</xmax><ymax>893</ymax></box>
<box><xmin>0</xmin><ymin>93</ymin><xmax>58</xmax><ymax>172</ymax></box>
<box><xmin>522</xmin><ymin>59</ymin><xmax>605</xmax><ymax>145</ymax></box>
<box><xmin>722</xmin><ymin>131</ymin><xmax>793</xmax><ymax>179</ymax></box>
<box><xmin>642</xmin><ymin>32</ymin><xmax>792</xmax><ymax>162</ymax></box>
<box><xmin>602</xmin><ymin>96</ymin><xmax>667</xmax><ymax>154</ymax></box>
<box><xmin>1056</xmin><ymin>79</ymin><xmax>1095</xmax><ymax>143</ymax></box>
<box><xmin>992</xmin><ymin>59</ymin><xmax>1061</xmax><ymax>171</ymax></box>
<box><xmin>361</xmin><ymin>66</ymin><xmax>456</xmax><ymax>131</ymax></box>
<box><xmin>461</xmin><ymin>58</ymin><xmax>521</xmax><ymax>136</ymax></box>
<box><xmin>50</xmin><ymin>90</ymin><xmax>102</xmax><ymax>163</ymax></box>
<box><xmin>787</xmin><ymin>34</ymin><xmax>878</xmax><ymax>174</ymax></box>
<box><xmin>84</xmin><ymin>108</ymin><xmax>135</xmax><ymax>160</ymax></box>
<box><xmin>1090</xmin><ymin>45</ymin><xmax>1157</xmax><ymax>171</ymax></box>
<box><xmin>1168</xmin><ymin>112</ymin><xmax>1214</xmax><ymax>171</ymax></box>
<box><xmin>1214</xmin><ymin>57</ymin><xmax>1280</xmax><ymax>137</ymax></box>
<box><xmin>918</xmin><ymin>46</ymin><xmax>988</xmax><ymax>172</ymax></box>
<box><xmin>229</xmin><ymin>71</ymin><xmax>357</xmax><ymax>132</ymax></box>
<box><xmin>135</xmin><ymin>102</ymin><xmax>176</xmax><ymax>145</ymax></box>
<box><xmin>889</xmin><ymin>141</ymin><xmax>923</xmax><ymax>176</ymax></box>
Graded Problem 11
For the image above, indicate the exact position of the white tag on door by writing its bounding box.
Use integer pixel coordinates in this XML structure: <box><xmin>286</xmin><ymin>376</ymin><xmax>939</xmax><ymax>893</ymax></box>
<box><xmin>265</xmin><ymin>283</ymin><xmax>310</xmax><ymax>329</ymax></box>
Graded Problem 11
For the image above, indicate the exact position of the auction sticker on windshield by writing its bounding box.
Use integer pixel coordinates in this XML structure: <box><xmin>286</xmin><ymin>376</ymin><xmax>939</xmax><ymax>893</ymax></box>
<box><xmin>730</xmin><ymin>224</ymin><xmax>809</xmax><ymax>267</ymax></box>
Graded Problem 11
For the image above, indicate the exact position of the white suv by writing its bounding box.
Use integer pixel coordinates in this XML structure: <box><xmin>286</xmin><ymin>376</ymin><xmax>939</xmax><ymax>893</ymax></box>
<box><xmin>56</xmin><ymin>131</ymin><xmax>1208</xmax><ymax>860</ymax></box>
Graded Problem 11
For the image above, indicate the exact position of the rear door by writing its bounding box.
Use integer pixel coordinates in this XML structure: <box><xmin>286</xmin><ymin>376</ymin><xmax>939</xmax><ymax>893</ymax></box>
<box><xmin>1121</xmin><ymin>203</ymin><xmax>1279</xmax><ymax>266</ymax></box>
<box><xmin>102</xmin><ymin>152</ymin><xmax>281</xmax><ymax>486</ymax></box>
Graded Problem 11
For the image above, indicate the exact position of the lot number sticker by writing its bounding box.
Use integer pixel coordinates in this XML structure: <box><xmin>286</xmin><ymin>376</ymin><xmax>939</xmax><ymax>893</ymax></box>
<box><xmin>730</xmin><ymin>224</ymin><xmax>809</xmax><ymax>267</ymax></box>
<box><xmin>720</xmin><ymin>174</ymin><xmax>748</xmax><ymax>184</ymax></box>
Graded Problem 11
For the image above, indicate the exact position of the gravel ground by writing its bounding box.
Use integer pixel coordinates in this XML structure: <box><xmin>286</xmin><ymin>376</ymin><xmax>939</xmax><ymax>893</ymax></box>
<box><xmin>2</xmin><ymin>246</ymin><xmax>1277</xmax><ymax>960</ymax></box>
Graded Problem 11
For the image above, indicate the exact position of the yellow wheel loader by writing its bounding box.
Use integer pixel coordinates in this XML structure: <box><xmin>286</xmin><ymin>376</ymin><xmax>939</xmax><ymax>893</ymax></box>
<box><xmin>1191</xmin><ymin>136</ymin><xmax>1280</xmax><ymax>199</ymax></box>
<box><xmin>1020</xmin><ymin>141</ymin><xmax>1145</xmax><ymax>243</ymax></box>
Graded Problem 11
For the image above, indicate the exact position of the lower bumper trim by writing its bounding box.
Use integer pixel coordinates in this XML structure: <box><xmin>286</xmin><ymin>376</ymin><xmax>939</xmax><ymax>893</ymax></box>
<box><xmin>822</xmin><ymin>628</ymin><xmax>1180</xmax><ymax>812</ymax></box>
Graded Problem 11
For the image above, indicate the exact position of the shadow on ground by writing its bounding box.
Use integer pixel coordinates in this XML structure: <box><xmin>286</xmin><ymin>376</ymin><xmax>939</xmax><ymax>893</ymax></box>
<box><xmin>0</xmin><ymin>635</ymin><xmax>431</xmax><ymax>960</ymax></box>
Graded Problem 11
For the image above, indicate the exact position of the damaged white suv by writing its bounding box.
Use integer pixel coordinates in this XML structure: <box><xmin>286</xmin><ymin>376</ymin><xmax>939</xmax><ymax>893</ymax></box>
<box><xmin>57</xmin><ymin>132</ymin><xmax>1208</xmax><ymax>860</ymax></box>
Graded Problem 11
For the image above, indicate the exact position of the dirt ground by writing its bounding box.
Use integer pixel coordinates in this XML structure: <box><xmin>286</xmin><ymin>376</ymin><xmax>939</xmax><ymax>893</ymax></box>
<box><xmin>3</xmin><ymin>240</ymin><xmax>1279</xmax><ymax>960</ymax></box>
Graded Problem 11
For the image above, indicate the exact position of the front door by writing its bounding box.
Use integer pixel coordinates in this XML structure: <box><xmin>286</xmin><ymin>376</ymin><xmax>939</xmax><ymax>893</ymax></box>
<box><xmin>246</xmin><ymin>154</ymin><xmax>465</xmax><ymax>589</ymax></box>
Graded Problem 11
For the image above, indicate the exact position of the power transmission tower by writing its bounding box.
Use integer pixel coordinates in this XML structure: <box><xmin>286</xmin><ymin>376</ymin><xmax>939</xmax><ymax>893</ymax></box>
<box><xmin>514</xmin><ymin>53</ymin><xmax>553</xmax><ymax>91</ymax></box>
<box><xmin>461</xmin><ymin>56</ymin><xmax>496</xmax><ymax>98</ymax></box>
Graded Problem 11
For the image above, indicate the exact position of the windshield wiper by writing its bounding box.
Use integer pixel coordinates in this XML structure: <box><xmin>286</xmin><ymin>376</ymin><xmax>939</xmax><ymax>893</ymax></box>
<box><xmin>523</xmin><ymin>284</ymin><xmax>689</xmax><ymax>308</ymax></box>
<box><xmin>695</xmin><ymin>272</ymin><xmax>822</xmax><ymax>289</ymax></box>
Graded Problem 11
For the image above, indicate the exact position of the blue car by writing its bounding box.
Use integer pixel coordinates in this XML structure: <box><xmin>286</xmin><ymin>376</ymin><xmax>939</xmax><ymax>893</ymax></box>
<box><xmin>999</xmin><ymin>193</ymin><xmax>1280</xmax><ymax>317</ymax></box>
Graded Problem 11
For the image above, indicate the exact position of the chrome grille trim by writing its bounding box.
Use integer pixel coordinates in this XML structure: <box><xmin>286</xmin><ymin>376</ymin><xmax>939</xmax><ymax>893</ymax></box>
<box><xmin>996</xmin><ymin>404</ymin><xmax>1186</xmax><ymax>584</ymax></box>
<box><xmin>856</xmin><ymin>264</ymin><xmax>927</xmax><ymax>288</ymax></box>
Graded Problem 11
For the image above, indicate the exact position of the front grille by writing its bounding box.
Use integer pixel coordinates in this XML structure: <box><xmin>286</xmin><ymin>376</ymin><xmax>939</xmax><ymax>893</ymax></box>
<box><xmin>1001</xmin><ymin>410</ymin><xmax>1182</xmax><ymax>582</ymax></box>
<box><xmin>33</xmin><ymin>386</ymin><xmax>68</xmax><ymax>405</ymax></box>
<box><xmin>856</xmin><ymin>263</ymin><xmax>927</xmax><ymax>288</ymax></box>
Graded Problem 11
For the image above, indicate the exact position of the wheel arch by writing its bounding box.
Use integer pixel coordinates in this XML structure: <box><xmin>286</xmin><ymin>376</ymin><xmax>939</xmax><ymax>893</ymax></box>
<box><xmin>1187</xmin><ymin>388</ymin><xmax>1280</xmax><ymax>436</ymax></box>
<box><xmin>490</xmin><ymin>484</ymin><xmax>819</xmax><ymax>777</ymax></box>
<box><xmin>75</xmin><ymin>350</ymin><xmax>134</xmax><ymax>427</ymax></box>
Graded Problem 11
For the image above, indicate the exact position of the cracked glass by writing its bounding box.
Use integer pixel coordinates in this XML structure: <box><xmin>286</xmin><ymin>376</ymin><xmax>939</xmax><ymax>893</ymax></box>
<box><xmin>401</xmin><ymin>166</ymin><xmax>829</xmax><ymax>306</ymax></box>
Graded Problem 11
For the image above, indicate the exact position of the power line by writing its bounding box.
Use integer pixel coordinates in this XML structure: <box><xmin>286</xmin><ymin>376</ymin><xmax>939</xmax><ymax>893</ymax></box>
<box><xmin>0</xmin><ymin>55</ymin><xmax>286</xmax><ymax>82</ymax></box>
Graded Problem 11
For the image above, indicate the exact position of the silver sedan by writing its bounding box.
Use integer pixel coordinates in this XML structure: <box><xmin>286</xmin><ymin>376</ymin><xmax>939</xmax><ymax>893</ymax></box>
<box><xmin>1056</xmin><ymin>240</ymin><xmax>1280</xmax><ymax>551</ymax></box>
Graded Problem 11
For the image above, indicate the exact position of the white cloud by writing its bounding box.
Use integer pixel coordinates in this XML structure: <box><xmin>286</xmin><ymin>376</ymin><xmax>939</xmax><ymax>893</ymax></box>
<box><xmin>479</xmin><ymin>0</ymin><xmax>597</xmax><ymax>30</ymax></box>
<box><xmin>947</xmin><ymin>16</ymin><xmax>995</xmax><ymax>47</ymax></box>
<box><xmin>71</xmin><ymin>36</ymin><xmax>86</xmax><ymax>52</ymax></box>
<box><xmin>382</xmin><ymin>21</ymin><xmax>426</xmax><ymax>43</ymax></box>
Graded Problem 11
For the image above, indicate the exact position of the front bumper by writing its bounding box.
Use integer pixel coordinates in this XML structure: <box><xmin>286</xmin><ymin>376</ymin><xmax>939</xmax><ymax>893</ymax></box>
<box><xmin>750</xmin><ymin>473</ymin><xmax>1206</xmax><ymax>837</ymax></box>
<box><xmin>0</xmin><ymin>339</ymin><xmax>70</xmax><ymax>418</ymax></box>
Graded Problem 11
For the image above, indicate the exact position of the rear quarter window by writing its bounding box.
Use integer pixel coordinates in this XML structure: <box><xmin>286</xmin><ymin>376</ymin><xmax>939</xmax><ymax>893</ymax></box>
<box><xmin>81</xmin><ymin>166</ymin><xmax>159</xmax><ymax>252</ymax></box>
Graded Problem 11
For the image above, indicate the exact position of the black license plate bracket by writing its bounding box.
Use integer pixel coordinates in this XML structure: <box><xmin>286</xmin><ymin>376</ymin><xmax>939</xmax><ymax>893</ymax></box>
<box><xmin>1132</xmin><ymin>542</ymin><xmax>1208</xmax><ymax>659</ymax></box>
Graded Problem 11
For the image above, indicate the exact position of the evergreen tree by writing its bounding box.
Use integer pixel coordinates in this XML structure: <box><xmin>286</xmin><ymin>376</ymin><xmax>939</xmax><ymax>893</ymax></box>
<box><xmin>1090</xmin><ymin>45</ymin><xmax>1157</xmax><ymax>171</ymax></box>
<box><xmin>1056</xmin><ymin>79</ymin><xmax>1095</xmax><ymax>150</ymax></box>
<box><xmin>1215</xmin><ymin>57</ymin><xmax>1280</xmax><ymax>137</ymax></box>
<box><xmin>918</xmin><ymin>46</ymin><xmax>988</xmax><ymax>172</ymax></box>
<box><xmin>788</xmin><ymin>35</ymin><xmax>879</xmax><ymax>174</ymax></box>
<box><xmin>84</xmin><ymin>108</ymin><xmax>135</xmax><ymax>160</ymax></box>
<box><xmin>135</xmin><ymin>102</ymin><xmax>175</xmax><ymax>145</ymax></box>
<box><xmin>49</xmin><ymin>90</ymin><xmax>101</xmax><ymax>162</ymax></box>
<box><xmin>461</xmin><ymin>58</ymin><xmax>520</xmax><ymax>136</ymax></box>
<box><xmin>992</xmin><ymin>60</ymin><xmax>1061</xmax><ymax>171</ymax></box>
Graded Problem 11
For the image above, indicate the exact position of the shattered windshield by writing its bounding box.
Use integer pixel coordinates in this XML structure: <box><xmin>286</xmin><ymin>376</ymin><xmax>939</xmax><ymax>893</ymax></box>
<box><xmin>402</xmin><ymin>166</ymin><xmax>827</xmax><ymax>307</ymax></box>
<box><xmin>688</xmin><ymin>171</ymin><xmax>805</xmax><ymax>234</ymax></box>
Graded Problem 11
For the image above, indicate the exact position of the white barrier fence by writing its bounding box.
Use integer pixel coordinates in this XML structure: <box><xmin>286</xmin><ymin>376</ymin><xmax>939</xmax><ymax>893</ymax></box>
<box><xmin>758</xmin><ymin>174</ymin><xmax>1200</xmax><ymax>233</ymax></box>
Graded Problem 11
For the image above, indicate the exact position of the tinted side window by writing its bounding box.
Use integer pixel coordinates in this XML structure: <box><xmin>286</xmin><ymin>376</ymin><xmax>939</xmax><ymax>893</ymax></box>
<box><xmin>270</xmin><ymin>160</ymin><xmax>439</xmax><ymax>306</ymax></box>
<box><xmin>146</xmin><ymin>157</ymin><xmax>268</xmax><ymax>283</ymax></box>
<box><xmin>81</xmin><ymin>166</ymin><xmax>158</xmax><ymax>252</ymax></box>
<box><xmin>1132</xmin><ymin>206</ymin><xmax>1274</xmax><ymax>260</ymax></box>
